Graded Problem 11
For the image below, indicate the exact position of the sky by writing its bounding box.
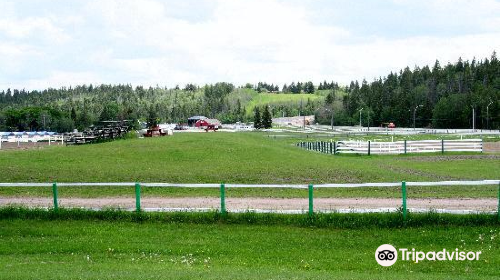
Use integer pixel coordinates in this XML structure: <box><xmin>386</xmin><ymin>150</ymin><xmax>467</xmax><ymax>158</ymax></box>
<box><xmin>1</xmin><ymin>0</ymin><xmax>500</xmax><ymax>90</ymax></box>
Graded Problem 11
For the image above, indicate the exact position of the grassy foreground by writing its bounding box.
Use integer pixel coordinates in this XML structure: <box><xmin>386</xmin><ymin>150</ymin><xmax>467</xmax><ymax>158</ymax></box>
<box><xmin>0</xmin><ymin>209</ymin><xmax>498</xmax><ymax>280</ymax></box>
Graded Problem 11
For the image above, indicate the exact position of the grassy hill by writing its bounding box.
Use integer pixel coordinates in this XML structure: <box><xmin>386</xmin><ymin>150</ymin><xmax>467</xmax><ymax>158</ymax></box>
<box><xmin>243</xmin><ymin>93</ymin><xmax>323</xmax><ymax>116</ymax></box>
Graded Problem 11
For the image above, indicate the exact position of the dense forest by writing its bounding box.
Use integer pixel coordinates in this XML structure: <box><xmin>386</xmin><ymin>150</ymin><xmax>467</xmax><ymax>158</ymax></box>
<box><xmin>0</xmin><ymin>81</ymin><xmax>321</xmax><ymax>132</ymax></box>
<box><xmin>339</xmin><ymin>52</ymin><xmax>500</xmax><ymax>129</ymax></box>
<box><xmin>0</xmin><ymin>52</ymin><xmax>498</xmax><ymax>132</ymax></box>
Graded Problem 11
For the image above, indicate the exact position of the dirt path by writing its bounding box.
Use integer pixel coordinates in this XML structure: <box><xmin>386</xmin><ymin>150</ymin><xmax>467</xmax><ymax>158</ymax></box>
<box><xmin>0</xmin><ymin>142</ymin><xmax>64</xmax><ymax>151</ymax></box>
<box><xmin>484</xmin><ymin>142</ymin><xmax>500</xmax><ymax>153</ymax></box>
<box><xmin>0</xmin><ymin>197</ymin><xmax>496</xmax><ymax>211</ymax></box>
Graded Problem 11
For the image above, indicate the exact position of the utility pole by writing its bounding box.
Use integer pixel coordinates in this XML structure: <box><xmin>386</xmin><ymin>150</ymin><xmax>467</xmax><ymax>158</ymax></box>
<box><xmin>326</xmin><ymin>108</ymin><xmax>334</xmax><ymax>130</ymax></box>
<box><xmin>413</xmin><ymin>104</ymin><xmax>422</xmax><ymax>130</ymax></box>
<box><xmin>330</xmin><ymin>110</ymin><xmax>334</xmax><ymax>130</ymax></box>
<box><xmin>487</xmin><ymin>100</ymin><xmax>493</xmax><ymax>130</ymax></box>
<box><xmin>359</xmin><ymin>108</ymin><xmax>364</xmax><ymax>127</ymax></box>
<box><xmin>471</xmin><ymin>106</ymin><xmax>475</xmax><ymax>132</ymax></box>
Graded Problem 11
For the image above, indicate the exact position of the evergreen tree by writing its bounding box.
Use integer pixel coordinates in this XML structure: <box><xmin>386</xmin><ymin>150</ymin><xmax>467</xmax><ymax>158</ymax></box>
<box><xmin>253</xmin><ymin>107</ymin><xmax>262</xmax><ymax>129</ymax></box>
<box><xmin>325</xmin><ymin>90</ymin><xmax>335</xmax><ymax>105</ymax></box>
<box><xmin>262</xmin><ymin>105</ymin><xmax>273</xmax><ymax>129</ymax></box>
<box><xmin>304</xmin><ymin>81</ymin><xmax>315</xmax><ymax>94</ymax></box>
<box><xmin>147</xmin><ymin>105</ymin><xmax>159</xmax><ymax>127</ymax></box>
<box><xmin>70</xmin><ymin>107</ymin><xmax>77</xmax><ymax>121</ymax></box>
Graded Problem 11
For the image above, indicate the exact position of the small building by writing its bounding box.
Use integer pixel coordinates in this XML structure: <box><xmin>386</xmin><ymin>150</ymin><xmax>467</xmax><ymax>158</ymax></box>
<box><xmin>272</xmin><ymin>115</ymin><xmax>315</xmax><ymax>127</ymax></box>
<box><xmin>188</xmin><ymin>116</ymin><xmax>207</xmax><ymax>127</ymax></box>
<box><xmin>195</xmin><ymin>119</ymin><xmax>221</xmax><ymax>129</ymax></box>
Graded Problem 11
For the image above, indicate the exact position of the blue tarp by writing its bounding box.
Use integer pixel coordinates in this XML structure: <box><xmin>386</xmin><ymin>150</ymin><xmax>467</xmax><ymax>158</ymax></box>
<box><xmin>0</xmin><ymin>131</ymin><xmax>57</xmax><ymax>136</ymax></box>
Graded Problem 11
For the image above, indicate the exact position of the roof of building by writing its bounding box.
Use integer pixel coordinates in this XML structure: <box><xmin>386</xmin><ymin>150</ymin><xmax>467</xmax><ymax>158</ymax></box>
<box><xmin>188</xmin><ymin>116</ymin><xmax>207</xmax><ymax>120</ymax></box>
<box><xmin>195</xmin><ymin>119</ymin><xmax>221</xmax><ymax>125</ymax></box>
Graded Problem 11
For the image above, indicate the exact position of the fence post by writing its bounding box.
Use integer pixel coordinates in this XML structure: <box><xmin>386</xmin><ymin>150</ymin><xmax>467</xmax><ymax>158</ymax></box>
<box><xmin>52</xmin><ymin>182</ymin><xmax>58</xmax><ymax>211</ymax></box>
<box><xmin>308</xmin><ymin>184</ymin><xmax>314</xmax><ymax>216</ymax></box>
<box><xmin>404</xmin><ymin>140</ymin><xmax>407</xmax><ymax>154</ymax></box>
<box><xmin>368</xmin><ymin>140</ymin><xmax>371</xmax><ymax>155</ymax></box>
<box><xmin>220</xmin><ymin>183</ymin><xmax>226</xmax><ymax>215</ymax></box>
<box><xmin>441</xmin><ymin>139</ymin><xmax>444</xmax><ymax>154</ymax></box>
<box><xmin>402</xmin><ymin>181</ymin><xmax>407</xmax><ymax>221</ymax></box>
<box><xmin>135</xmin><ymin>182</ymin><xmax>141</xmax><ymax>212</ymax></box>
<box><xmin>330</xmin><ymin>142</ymin><xmax>333</xmax><ymax>154</ymax></box>
<box><xmin>497</xmin><ymin>182</ymin><xmax>500</xmax><ymax>222</ymax></box>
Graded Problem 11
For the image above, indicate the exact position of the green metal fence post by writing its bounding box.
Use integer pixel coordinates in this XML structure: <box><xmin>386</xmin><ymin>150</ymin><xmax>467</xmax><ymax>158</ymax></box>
<box><xmin>135</xmin><ymin>182</ymin><xmax>141</xmax><ymax>212</ymax></box>
<box><xmin>220</xmin><ymin>183</ymin><xmax>226</xmax><ymax>215</ymax></box>
<box><xmin>404</xmin><ymin>140</ymin><xmax>407</xmax><ymax>154</ymax></box>
<box><xmin>441</xmin><ymin>139</ymin><xmax>444</xmax><ymax>154</ymax></box>
<box><xmin>334</xmin><ymin>141</ymin><xmax>337</xmax><ymax>154</ymax></box>
<box><xmin>402</xmin><ymin>181</ymin><xmax>407</xmax><ymax>221</ymax></box>
<box><xmin>497</xmin><ymin>182</ymin><xmax>500</xmax><ymax>222</ymax></box>
<box><xmin>52</xmin><ymin>182</ymin><xmax>58</xmax><ymax>211</ymax></box>
<box><xmin>368</xmin><ymin>140</ymin><xmax>371</xmax><ymax>156</ymax></box>
<box><xmin>308</xmin><ymin>184</ymin><xmax>314</xmax><ymax>216</ymax></box>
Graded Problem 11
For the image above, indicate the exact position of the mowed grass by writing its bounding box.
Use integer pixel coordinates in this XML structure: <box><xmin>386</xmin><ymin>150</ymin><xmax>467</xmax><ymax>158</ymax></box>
<box><xmin>0</xmin><ymin>132</ymin><xmax>498</xmax><ymax>198</ymax></box>
<box><xmin>0</xmin><ymin>217</ymin><xmax>498</xmax><ymax>280</ymax></box>
<box><xmin>244</xmin><ymin>93</ymin><xmax>323</xmax><ymax>115</ymax></box>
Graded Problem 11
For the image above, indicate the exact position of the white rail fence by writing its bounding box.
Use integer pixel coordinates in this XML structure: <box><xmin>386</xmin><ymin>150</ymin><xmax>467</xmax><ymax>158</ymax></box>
<box><xmin>0</xmin><ymin>135</ymin><xmax>64</xmax><ymax>149</ymax></box>
<box><xmin>297</xmin><ymin>139</ymin><xmax>483</xmax><ymax>155</ymax></box>
<box><xmin>0</xmin><ymin>180</ymin><xmax>499</xmax><ymax>217</ymax></box>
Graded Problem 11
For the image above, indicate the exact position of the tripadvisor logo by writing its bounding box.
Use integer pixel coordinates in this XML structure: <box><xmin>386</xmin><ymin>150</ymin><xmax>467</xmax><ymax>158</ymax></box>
<box><xmin>375</xmin><ymin>244</ymin><xmax>482</xmax><ymax>267</ymax></box>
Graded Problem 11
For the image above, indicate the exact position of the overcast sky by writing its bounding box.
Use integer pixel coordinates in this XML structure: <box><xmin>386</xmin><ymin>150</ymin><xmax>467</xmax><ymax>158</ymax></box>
<box><xmin>1</xmin><ymin>0</ymin><xmax>500</xmax><ymax>90</ymax></box>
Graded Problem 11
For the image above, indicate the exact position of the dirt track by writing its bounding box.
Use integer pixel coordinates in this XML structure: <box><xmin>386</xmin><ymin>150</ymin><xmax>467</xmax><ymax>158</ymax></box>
<box><xmin>484</xmin><ymin>141</ymin><xmax>500</xmax><ymax>153</ymax></box>
<box><xmin>0</xmin><ymin>142</ymin><xmax>64</xmax><ymax>151</ymax></box>
<box><xmin>0</xmin><ymin>197</ymin><xmax>496</xmax><ymax>211</ymax></box>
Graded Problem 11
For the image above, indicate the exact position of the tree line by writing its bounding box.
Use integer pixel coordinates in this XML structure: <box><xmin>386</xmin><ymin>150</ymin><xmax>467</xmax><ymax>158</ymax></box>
<box><xmin>336</xmin><ymin>52</ymin><xmax>500</xmax><ymax>129</ymax></box>
<box><xmin>0</xmin><ymin>52</ymin><xmax>498</xmax><ymax>132</ymax></box>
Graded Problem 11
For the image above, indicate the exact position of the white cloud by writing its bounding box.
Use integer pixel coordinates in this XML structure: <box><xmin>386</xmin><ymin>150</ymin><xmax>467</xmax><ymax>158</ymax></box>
<box><xmin>0</xmin><ymin>0</ymin><xmax>499</xmax><ymax>90</ymax></box>
<box><xmin>17</xmin><ymin>71</ymin><xmax>102</xmax><ymax>90</ymax></box>
<box><xmin>0</xmin><ymin>17</ymin><xmax>70</xmax><ymax>43</ymax></box>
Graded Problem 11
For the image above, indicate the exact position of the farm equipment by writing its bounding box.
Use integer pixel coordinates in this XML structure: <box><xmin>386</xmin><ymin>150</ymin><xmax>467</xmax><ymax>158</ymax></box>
<box><xmin>66</xmin><ymin>120</ymin><xmax>133</xmax><ymax>145</ymax></box>
<box><xmin>144</xmin><ymin>125</ymin><xmax>168</xmax><ymax>137</ymax></box>
<box><xmin>381</xmin><ymin>122</ymin><xmax>396</xmax><ymax>129</ymax></box>
<box><xmin>205</xmin><ymin>124</ymin><xmax>218</xmax><ymax>132</ymax></box>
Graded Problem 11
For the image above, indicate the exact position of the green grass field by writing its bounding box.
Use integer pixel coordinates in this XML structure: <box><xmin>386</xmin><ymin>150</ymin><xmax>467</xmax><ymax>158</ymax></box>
<box><xmin>0</xmin><ymin>211</ymin><xmax>498</xmax><ymax>280</ymax></box>
<box><xmin>244</xmin><ymin>93</ymin><xmax>323</xmax><ymax>115</ymax></box>
<box><xmin>1</xmin><ymin>133</ymin><xmax>499</xmax><ymax>280</ymax></box>
<box><xmin>0</xmin><ymin>132</ymin><xmax>498</xmax><ymax>198</ymax></box>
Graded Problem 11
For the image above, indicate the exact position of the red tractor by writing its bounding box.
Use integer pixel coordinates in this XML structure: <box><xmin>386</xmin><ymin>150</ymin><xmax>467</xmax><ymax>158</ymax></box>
<box><xmin>144</xmin><ymin>126</ymin><xmax>167</xmax><ymax>137</ymax></box>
